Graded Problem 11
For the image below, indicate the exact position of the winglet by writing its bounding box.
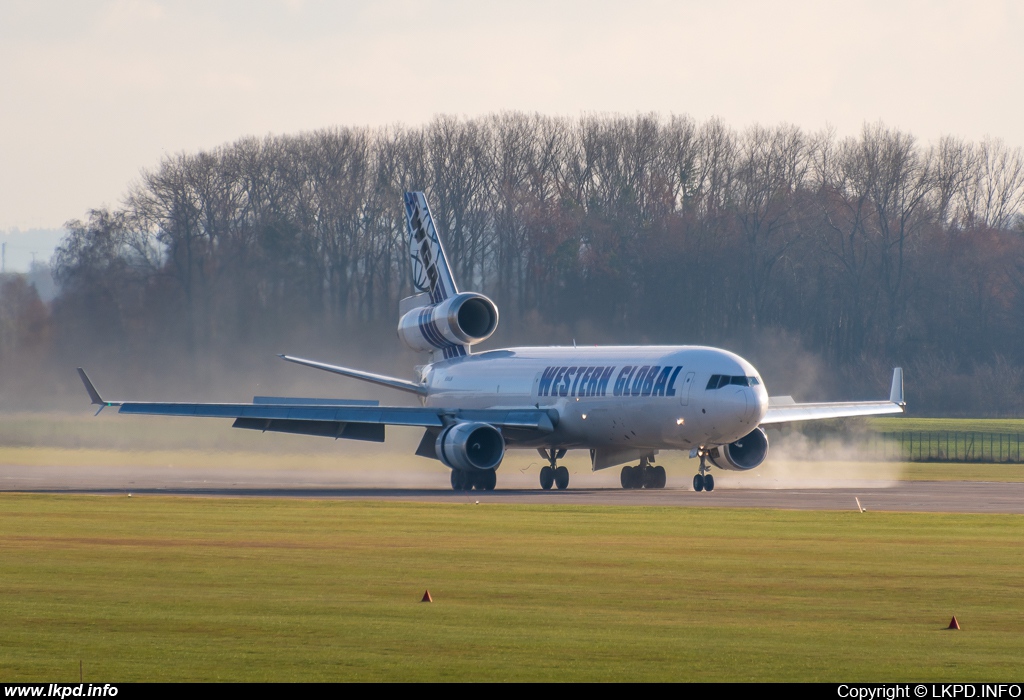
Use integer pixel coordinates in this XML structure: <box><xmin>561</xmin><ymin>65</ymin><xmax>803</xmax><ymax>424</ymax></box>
<box><xmin>77</xmin><ymin>368</ymin><xmax>104</xmax><ymax>405</ymax></box>
<box><xmin>889</xmin><ymin>367</ymin><xmax>905</xmax><ymax>406</ymax></box>
<box><xmin>77</xmin><ymin>368</ymin><xmax>116</xmax><ymax>415</ymax></box>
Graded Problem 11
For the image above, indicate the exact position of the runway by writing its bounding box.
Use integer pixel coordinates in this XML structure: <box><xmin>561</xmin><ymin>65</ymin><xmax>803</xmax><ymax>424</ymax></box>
<box><xmin>2</xmin><ymin>463</ymin><xmax>1022</xmax><ymax>513</ymax></box>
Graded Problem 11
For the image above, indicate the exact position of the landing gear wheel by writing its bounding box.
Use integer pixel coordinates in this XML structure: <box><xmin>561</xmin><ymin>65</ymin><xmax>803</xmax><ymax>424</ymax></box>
<box><xmin>451</xmin><ymin>470</ymin><xmax>467</xmax><ymax>491</ymax></box>
<box><xmin>540</xmin><ymin>466</ymin><xmax>554</xmax><ymax>490</ymax></box>
<box><xmin>703</xmin><ymin>473</ymin><xmax>715</xmax><ymax>492</ymax></box>
<box><xmin>693</xmin><ymin>473</ymin><xmax>705</xmax><ymax>492</ymax></box>
<box><xmin>620</xmin><ymin>465</ymin><xmax>635</xmax><ymax>489</ymax></box>
<box><xmin>641</xmin><ymin>465</ymin><xmax>656</xmax><ymax>489</ymax></box>
<box><xmin>479</xmin><ymin>469</ymin><xmax>497</xmax><ymax>491</ymax></box>
<box><xmin>554</xmin><ymin>466</ymin><xmax>569</xmax><ymax>490</ymax></box>
<box><xmin>652</xmin><ymin>465</ymin><xmax>667</xmax><ymax>489</ymax></box>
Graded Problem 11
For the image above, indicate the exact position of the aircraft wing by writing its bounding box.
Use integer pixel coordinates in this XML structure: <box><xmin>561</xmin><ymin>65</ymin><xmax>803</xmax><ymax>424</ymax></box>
<box><xmin>760</xmin><ymin>368</ymin><xmax>905</xmax><ymax>425</ymax></box>
<box><xmin>77</xmin><ymin>369</ymin><xmax>556</xmax><ymax>442</ymax></box>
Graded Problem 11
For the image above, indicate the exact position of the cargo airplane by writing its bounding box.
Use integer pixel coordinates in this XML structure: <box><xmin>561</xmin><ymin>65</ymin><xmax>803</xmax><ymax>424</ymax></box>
<box><xmin>78</xmin><ymin>192</ymin><xmax>905</xmax><ymax>492</ymax></box>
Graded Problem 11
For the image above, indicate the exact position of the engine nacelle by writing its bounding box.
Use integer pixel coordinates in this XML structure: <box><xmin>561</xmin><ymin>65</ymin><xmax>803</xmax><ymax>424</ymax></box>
<box><xmin>707</xmin><ymin>427</ymin><xmax>769</xmax><ymax>471</ymax></box>
<box><xmin>397</xmin><ymin>292</ymin><xmax>499</xmax><ymax>354</ymax></box>
<box><xmin>435</xmin><ymin>422</ymin><xmax>505</xmax><ymax>472</ymax></box>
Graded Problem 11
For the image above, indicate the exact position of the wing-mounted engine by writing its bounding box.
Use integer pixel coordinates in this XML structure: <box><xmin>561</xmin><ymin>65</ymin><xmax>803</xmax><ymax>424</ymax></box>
<box><xmin>707</xmin><ymin>427</ymin><xmax>769</xmax><ymax>471</ymax></box>
<box><xmin>398</xmin><ymin>292</ymin><xmax>499</xmax><ymax>356</ymax></box>
<box><xmin>435</xmin><ymin>422</ymin><xmax>505</xmax><ymax>471</ymax></box>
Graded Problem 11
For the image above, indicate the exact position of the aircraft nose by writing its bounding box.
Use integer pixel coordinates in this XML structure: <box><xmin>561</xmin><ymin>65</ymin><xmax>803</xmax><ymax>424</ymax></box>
<box><xmin>730</xmin><ymin>385</ymin><xmax>766</xmax><ymax>426</ymax></box>
<box><xmin>716</xmin><ymin>386</ymin><xmax>752</xmax><ymax>424</ymax></box>
<box><xmin>751</xmin><ymin>385</ymin><xmax>768</xmax><ymax>424</ymax></box>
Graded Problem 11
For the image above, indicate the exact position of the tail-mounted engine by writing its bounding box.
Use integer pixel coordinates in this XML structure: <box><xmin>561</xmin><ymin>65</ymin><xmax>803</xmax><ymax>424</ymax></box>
<box><xmin>398</xmin><ymin>292</ymin><xmax>498</xmax><ymax>354</ymax></box>
<box><xmin>435</xmin><ymin>422</ymin><xmax>505</xmax><ymax>472</ymax></box>
<box><xmin>707</xmin><ymin>427</ymin><xmax>769</xmax><ymax>471</ymax></box>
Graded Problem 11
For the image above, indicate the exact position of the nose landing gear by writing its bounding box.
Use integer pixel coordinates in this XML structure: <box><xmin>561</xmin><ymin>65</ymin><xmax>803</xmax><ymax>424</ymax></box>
<box><xmin>538</xmin><ymin>448</ymin><xmax>569</xmax><ymax>490</ymax></box>
<box><xmin>692</xmin><ymin>449</ymin><xmax>715</xmax><ymax>492</ymax></box>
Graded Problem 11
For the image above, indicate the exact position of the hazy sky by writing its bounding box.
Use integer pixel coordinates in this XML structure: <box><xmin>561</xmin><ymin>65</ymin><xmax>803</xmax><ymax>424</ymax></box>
<box><xmin>2</xmin><ymin>0</ymin><xmax>1022</xmax><ymax>232</ymax></box>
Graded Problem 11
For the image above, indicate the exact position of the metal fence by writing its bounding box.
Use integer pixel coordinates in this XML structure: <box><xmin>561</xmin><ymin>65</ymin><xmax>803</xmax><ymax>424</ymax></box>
<box><xmin>866</xmin><ymin>432</ymin><xmax>1024</xmax><ymax>463</ymax></box>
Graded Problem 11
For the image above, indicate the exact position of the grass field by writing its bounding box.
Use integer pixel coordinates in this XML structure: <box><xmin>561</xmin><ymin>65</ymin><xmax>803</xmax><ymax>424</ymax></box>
<box><xmin>1</xmin><ymin>494</ymin><xmax>1022</xmax><ymax>682</ymax></box>
<box><xmin>898</xmin><ymin>461</ymin><xmax>1024</xmax><ymax>482</ymax></box>
<box><xmin>868</xmin><ymin>417</ymin><xmax>1024</xmax><ymax>434</ymax></box>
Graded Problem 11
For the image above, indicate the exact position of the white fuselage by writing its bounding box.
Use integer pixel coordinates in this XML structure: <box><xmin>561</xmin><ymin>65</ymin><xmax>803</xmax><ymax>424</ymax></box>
<box><xmin>420</xmin><ymin>345</ymin><xmax>768</xmax><ymax>452</ymax></box>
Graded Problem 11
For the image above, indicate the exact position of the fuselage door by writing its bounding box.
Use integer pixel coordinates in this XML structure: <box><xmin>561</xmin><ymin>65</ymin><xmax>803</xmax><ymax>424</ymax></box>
<box><xmin>679</xmin><ymin>371</ymin><xmax>695</xmax><ymax>406</ymax></box>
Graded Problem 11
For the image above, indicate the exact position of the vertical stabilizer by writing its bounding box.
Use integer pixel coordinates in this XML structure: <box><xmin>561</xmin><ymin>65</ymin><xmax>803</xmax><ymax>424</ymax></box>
<box><xmin>404</xmin><ymin>192</ymin><xmax>459</xmax><ymax>304</ymax></box>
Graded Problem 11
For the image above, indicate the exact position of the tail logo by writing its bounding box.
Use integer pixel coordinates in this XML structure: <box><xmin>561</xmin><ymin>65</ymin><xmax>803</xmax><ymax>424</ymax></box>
<box><xmin>409</xmin><ymin>206</ymin><xmax>441</xmax><ymax>297</ymax></box>
<box><xmin>404</xmin><ymin>192</ymin><xmax>458</xmax><ymax>304</ymax></box>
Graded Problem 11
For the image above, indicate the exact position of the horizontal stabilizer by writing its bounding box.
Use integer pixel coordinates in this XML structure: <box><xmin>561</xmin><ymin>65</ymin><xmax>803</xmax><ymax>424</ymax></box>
<box><xmin>399</xmin><ymin>292</ymin><xmax>432</xmax><ymax>316</ymax></box>
<box><xmin>278</xmin><ymin>355</ymin><xmax>427</xmax><ymax>396</ymax></box>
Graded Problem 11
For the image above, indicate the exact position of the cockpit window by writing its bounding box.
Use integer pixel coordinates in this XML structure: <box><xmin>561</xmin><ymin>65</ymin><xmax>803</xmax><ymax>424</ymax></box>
<box><xmin>707</xmin><ymin>375</ymin><xmax>758</xmax><ymax>390</ymax></box>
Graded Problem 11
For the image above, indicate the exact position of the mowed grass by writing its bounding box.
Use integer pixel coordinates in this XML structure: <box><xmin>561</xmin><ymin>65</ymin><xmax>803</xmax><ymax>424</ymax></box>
<box><xmin>898</xmin><ymin>462</ymin><xmax>1024</xmax><ymax>482</ymax></box>
<box><xmin>869</xmin><ymin>417</ymin><xmax>1024</xmax><ymax>435</ymax></box>
<box><xmin>1</xmin><ymin>495</ymin><xmax>1022</xmax><ymax>682</ymax></box>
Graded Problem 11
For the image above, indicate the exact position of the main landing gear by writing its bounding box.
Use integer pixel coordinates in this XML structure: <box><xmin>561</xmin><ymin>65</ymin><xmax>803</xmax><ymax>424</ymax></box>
<box><xmin>692</xmin><ymin>449</ymin><xmax>715</xmax><ymax>492</ymax></box>
<box><xmin>538</xmin><ymin>448</ymin><xmax>569</xmax><ymax>490</ymax></box>
<box><xmin>450</xmin><ymin>468</ymin><xmax>497</xmax><ymax>492</ymax></box>
<box><xmin>620</xmin><ymin>455</ymin><xmax>667</xmax><ymax>489</ymax></box>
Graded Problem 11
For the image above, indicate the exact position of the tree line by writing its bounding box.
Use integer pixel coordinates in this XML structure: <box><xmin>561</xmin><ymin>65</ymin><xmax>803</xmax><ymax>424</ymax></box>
<box><xmin>3</xmin><ymin>113</ymin><xmax>1024</xmax><ymax>414</ymax></box>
